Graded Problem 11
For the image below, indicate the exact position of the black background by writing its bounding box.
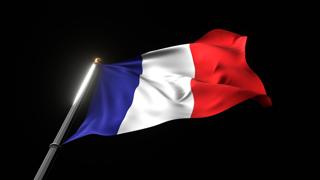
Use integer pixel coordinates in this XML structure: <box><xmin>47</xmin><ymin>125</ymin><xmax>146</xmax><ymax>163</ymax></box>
<box><xmin>17</xmin><ymin>1</ymin><xmax>284</xmax><ymax>179</ymax></box>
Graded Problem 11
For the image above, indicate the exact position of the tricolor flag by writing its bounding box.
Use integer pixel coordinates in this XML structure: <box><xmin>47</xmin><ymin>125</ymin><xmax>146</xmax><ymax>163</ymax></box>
<box><xmin>65</xmin><ymin>29</ymin><xmax>271</xmax><ymax>143</ymax></box>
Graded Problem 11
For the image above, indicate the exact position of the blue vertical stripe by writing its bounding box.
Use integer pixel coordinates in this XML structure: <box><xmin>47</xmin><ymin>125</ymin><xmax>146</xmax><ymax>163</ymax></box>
<box><xmin>65</xmin><ymin>57</ymin><xmax>143</xmax><ymax>143</ymax></box>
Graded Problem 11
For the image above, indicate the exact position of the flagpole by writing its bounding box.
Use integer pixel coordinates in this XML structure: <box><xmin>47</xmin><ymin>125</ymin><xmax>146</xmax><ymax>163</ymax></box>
<box><xmin>34</xmin><ymin>58</ymin><xmax>102</xmax><ymax>180</ymax></box>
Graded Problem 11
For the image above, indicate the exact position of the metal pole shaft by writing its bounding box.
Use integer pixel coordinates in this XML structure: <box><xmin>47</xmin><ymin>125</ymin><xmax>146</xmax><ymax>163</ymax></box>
<box><xmin>34</xmin><ymin>96</ymin><xmax>83</xmax><ymax>180</ymax></box>
<box><xmin>34</xmin><ymin>59</ymin><xmax>101</xmax><ymax>180</ymax></box>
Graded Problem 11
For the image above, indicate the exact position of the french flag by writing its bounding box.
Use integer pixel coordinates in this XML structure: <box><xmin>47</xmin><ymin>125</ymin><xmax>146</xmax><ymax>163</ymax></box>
<box><xmin>65</xmin><ymin>29</ymin><xmax>271</xmax><ymax>143</ymax></box>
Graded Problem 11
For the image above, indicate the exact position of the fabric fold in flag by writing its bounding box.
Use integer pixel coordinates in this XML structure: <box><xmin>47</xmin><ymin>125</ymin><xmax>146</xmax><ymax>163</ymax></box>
<box><xmin>65</xmin><ymin>29</ymin><xmax>271</xmax><ymax>143</ymax></box>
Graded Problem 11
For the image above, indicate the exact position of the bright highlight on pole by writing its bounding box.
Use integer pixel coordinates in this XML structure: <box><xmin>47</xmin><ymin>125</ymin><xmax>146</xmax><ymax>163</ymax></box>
<box><xmin>35</xmin><ymin>58</ymin><xmax>101</xmax><ymax>180</ymax></box>
<box><xmin>73</xmin><ymin>58</ymin><xmax>100</xmax><ymax>105</ymax></box>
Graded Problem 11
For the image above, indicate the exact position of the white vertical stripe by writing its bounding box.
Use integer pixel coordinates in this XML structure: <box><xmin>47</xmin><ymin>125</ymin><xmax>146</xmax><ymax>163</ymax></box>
<box><xmin>117</xmin><ymin>44</ymin><xmax>195</xmax><ymax>134</ymax></box>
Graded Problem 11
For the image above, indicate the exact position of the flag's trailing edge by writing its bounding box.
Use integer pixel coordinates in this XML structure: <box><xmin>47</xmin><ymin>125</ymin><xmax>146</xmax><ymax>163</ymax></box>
<box><xmin>65</xmin><ymin>29</ymin><xmax>271</xmax><ymax>143</ymax></box>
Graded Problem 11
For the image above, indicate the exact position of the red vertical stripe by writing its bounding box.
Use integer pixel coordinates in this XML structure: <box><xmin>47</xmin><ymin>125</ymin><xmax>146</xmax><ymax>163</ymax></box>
<box><xmin>190</xmin><ymin>29</ymin><xmax>271</xmax><ymax>118</ymax></box>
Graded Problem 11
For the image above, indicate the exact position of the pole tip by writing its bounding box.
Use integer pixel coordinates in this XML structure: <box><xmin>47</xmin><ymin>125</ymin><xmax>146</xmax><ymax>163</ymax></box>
<box><xmin>94</xmin><ymin>57</ymin><xmax>102</xmax><ymax>64</ymax></box>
